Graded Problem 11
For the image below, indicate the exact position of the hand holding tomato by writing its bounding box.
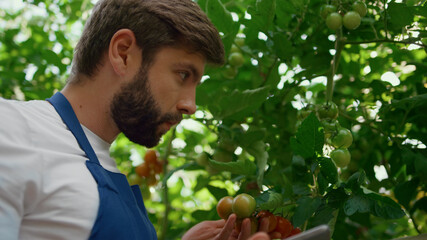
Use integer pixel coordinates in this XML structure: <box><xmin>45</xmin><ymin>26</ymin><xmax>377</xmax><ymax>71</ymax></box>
<box><xmin>182</xmin><ymin>214</ymin><xmax>270</xmax><ymax>240</ymax></box>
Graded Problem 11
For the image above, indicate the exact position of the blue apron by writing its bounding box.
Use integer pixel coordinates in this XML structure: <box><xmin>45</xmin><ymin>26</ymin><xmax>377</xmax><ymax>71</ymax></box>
<box><xmin>47</xmin><ymin>92</ymin><xmax>157</xmax><ymax>240</ymax></box>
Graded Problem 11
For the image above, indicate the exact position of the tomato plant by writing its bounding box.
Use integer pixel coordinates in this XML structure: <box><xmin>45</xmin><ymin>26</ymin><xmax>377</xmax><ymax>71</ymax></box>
<box><xmin>3</xmin><ymin>0</ymin><xmax>426</xmax><ymax>239</ymax></box>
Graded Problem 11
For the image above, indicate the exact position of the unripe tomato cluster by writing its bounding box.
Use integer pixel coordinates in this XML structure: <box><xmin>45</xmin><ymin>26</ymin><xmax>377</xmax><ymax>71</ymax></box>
<box><xmin>321</xmin><ymin>0</ymin><xmax>368</xmax><ymax>31</ymax></box>
<box><xmin>217</xmin><ymin>195</ymin><xmax>302</xmax><ymax>239</ymax></box>
<box><xmin>129</xmin><ymin>149</ymin><xmax>164</xmax><ymax>187</ymax></box>
<box><xmin>222</xmin><ymin>38</ymin><xmax>245</xmax><ymax>79</ymax></box>
<box><xmin>317</xmin><ymin>102</ymin><xmax>353</xmax><ymax>168</ymax></box>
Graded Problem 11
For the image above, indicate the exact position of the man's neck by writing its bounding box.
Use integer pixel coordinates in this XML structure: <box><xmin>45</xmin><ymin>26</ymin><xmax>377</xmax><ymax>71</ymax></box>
<box><xmin>61</xmin><ymin>77</ymin><xmax>120</xmax><ymax>144</ymax></box>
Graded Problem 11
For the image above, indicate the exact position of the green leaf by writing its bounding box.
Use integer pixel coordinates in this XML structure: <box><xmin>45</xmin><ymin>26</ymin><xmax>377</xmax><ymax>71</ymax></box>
<box><xmin>318</xmin><ymin>157</ymin><xmax>338</xmax><ymax>184</ymax></box>
<box><xmin>388</xmin><ymin>2</ymin><xmax>415</xmax><ymax>29</ymax></box>
<box><xmin>206</xmin><ymin>185</ymin><xmax>229</xmax><ymax>201</ymax></box>
<box><xmin>394</xmin><ymin>178</ymin><xmax>420</xmax><ymax>209</ymax></box>
<box><xmin>272</xmin><ymin>32</ymin><xmax>293</xmax><ymax>60</ymax></box>
<box><xmin>247</xmin><ymin>140</ymin><xmax>269</xmax><ymax>188</ymax></box>
<box><xmin>310</xmin><ymin>204</ymin><xmax>336</xmax><ymax>228</ymax></box>
<box><xmin>344</xmin><ymin>194</ymin><xmax>371</xmax><ymax>216</ymax></box>
<box><xmin>345</xmin><ymin>170</ymin><xmax>367</xmax><ymax>190</ymax></box>
<box><xmin>205</xmin><ymin>0</ymin><xmax>239</xmax><ymax>52</ymax></box>
<box><xmin>292</xmin><ymin>196</ymin><xmax>322</xmax><ymax>228</ymax></box>
<box><xmin>210</xmin><ymin>87</ymin><xmax>270</xmax><ymax>120</ymax></box>
<box><xmin>411</xmin><ymin>197</ymin><xmax>427</xmax><ymax>213</ymax></box>
<box><xmin>275</xmin><ymin>1</ymin><xmax>295</xmax><ymax>26</ymax></box>
<box><xmin>246</xmin><ymin>0</ymin><xmax>276</xmax><ymax>33</ymax></box>
<box><xmin>256</xmin><ymin>190</ymin><xmax>284</xmax><ymax>210</ymax></box>
<box><xmin>208</xmin><ymin>158</ymin><xmax>257</xmax><ymax>176</ymax></box>
<box><xmin>290</xmin><ymin>112</ymin><xmax>324</xmax><ymax>159</ymax></box>
<box><xmin>192</xmin><ymin>209</ymin><xmax>217</xmax><ymax>222</ymax></box>
<box><xmin>361</xmin><ymin>187</ymin><xmax>406</xmax><ymax>219</ymax></box>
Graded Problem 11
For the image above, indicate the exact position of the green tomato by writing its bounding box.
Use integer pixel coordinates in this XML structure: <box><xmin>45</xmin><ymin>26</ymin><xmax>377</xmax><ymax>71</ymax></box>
<box><xmin>232</xmin><ymin>193</ymin><xmax>256</xmax><ymax>218</ymax></box>
<box><xmin>326</xmin><ymin>12</ymin><xmax>342</xmax><ymax>31</ymax></box>
<box><xmin>228</xmin><ymin>52</ymin><xmax>244</xmax><ymax>67</ymax></box>
<box><xmin>298</xmin><ymin>104</ymin><xmax>315</xmax><ymax>120</ymax></box>
<box><xmin>343</xmin><ymin>11</ymin><xmax>361</xmax><ymax>30</ymax></box>
<box><xmin>330</xmin><ymin>148</ymin><xmax>351</xmax><ymax>168</ymax></box>
<box><xmin>352</xmin><ymin>1</ymin><xmax>367</xmax><ymax>17</ymax></box>
<box><xmin>320</xmin><ymin>4</ymin><xmax>337</xmax><ymax>19</ymax></box>
<box><xmin>230</xmin><ymin>44</ymin><xmax>240</xmax><ymax>53</ymax></box>
<box><xmin>317</xmin><ymin>102</ymin><xmax>339</xmax><ymax>120</ymax></box>
<box><xmin>235</xmin><ymin>38</ymin><xmax>245</xmax><ymax>47</ymax></box>
<box><xmin>331</xmin><ymin>127</ymin><xmax>353</xmax><ymax>148</ymax></box>
<box><xmin>222</xmin><ymin>65</ymin><xmax>238</xmax><ymax>79</ymax></box>
<box><xmin>321</xmin><ymin>119</ymin><xmax>340</xmax><ymax>139</ymax></box>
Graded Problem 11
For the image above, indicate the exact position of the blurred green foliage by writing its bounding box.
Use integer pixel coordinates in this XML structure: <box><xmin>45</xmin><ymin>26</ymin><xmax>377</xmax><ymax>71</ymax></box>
<box><xmin>1</xmin><ymin>0</ymin><xmax>426</xmax><ymax>239</ymax></box>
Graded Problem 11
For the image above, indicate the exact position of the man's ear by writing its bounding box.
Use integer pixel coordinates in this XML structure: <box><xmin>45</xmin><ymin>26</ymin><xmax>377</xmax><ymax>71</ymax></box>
<box><xmin>108</xmin><ymin>29</ymin><xmax>141</xmax><ymax>76</ymax></box>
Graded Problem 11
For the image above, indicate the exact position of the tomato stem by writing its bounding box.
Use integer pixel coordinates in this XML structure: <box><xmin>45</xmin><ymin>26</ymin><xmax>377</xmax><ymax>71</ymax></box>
<box><xmin>326</xmin><ymin>30</ymin><xmax>345</xmax><ymax>103</ymax></box>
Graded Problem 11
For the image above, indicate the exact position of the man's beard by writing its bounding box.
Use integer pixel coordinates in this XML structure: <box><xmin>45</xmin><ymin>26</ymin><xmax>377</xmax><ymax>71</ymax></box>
<box><xmin>110</xmin><ymin>66</ymin><xmax>182</xmax><ymax>147</ymax></box>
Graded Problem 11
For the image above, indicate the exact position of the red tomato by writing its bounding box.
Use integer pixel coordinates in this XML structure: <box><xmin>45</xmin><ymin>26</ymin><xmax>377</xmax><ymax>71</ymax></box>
<box><xmin>144</xmin><ymin>149</ymin><xmax>158</xmax><ymax>166</ymax></box>
<box><xmin>256</xmin><ymin>210</ymin><xmax>277</xmax><ymax>233</ymax></box>
<box><xmin>274</xmin><ymin>216</ymin><xmax>292</xmax><ymax>238</ymax></box>
<box><xmin>216</xmin><ymin>196</ymin><xmax>234</xmax><ymax>220</ymax></box>
<box><xmin>288</xmin><ymin>227</ymin><xmax>302</xmax><ymax>237</ymax></box>
<box><xmin>135</xmin><ymin>163</ymin><xmax>150</xmax><ymax>178</ymax></box>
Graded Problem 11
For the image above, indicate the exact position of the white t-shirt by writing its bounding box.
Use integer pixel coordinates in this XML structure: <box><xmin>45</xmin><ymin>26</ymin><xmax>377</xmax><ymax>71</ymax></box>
<box><xmin>0</xmin><ymin>98</ymin><xmax>120</xmax><ymax>240</ymax></box>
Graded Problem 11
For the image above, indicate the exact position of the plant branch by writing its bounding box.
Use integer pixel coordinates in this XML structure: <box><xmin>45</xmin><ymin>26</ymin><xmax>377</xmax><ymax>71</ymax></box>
<box><xmin>344</xmin><ymin>39</ymin><xmax>426</xmax><ymax>47</ymax></box>
<box><xmin>326</xmin><ymin>30</ymin><xmax>345</xmax><ymax>102</ymax></box>
<box><xmin>159</xmin><ymin>127</ymin><xmax>176</xmax><ymax>240</ymax></box>
<box><xmin>409</xmin><ymin>212</ymin><xmax>422</xmax><ymax>235</ymax></box>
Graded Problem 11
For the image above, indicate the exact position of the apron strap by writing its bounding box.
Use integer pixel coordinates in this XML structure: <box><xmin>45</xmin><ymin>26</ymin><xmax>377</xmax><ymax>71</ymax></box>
<box><xmin>47</xmin><ymin>92</ymin><xmax>100</xmax><ymax>165</ymax></box>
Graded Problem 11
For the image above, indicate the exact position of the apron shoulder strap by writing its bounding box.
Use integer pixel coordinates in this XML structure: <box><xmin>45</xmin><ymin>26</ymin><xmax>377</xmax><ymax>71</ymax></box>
<box><xmin>47</xmin><ymin>92</ymin><xmax>100</xmax><ymax>165</ymax></box>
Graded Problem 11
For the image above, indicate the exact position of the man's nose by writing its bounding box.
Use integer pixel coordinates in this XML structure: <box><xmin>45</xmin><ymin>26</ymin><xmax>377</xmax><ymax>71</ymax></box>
<box><xmin>176</xmin><ymin>88</ymin><xmax>196</xmax><ymax>115</ymax></box>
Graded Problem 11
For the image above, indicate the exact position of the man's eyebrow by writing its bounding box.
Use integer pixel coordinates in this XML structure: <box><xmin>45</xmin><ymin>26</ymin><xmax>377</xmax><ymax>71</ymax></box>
<box><xmin>172</xmin><ymin>62</ymin><xmax>202</xmax><ymax>83</ymax></box>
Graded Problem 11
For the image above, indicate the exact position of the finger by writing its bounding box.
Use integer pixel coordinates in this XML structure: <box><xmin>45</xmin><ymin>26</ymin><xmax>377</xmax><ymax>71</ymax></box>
<box><xmin>248</xmin><ymin>232</ymin><xmax>270</xmax><ymax>240</ymax></box>
<box><xmin>237</xmin><ymin>218</ymin><xmax>251</xmax><ymax>240</ymax></box>
<box><xmin>215</xmin><ymin>214</ymin><xmax>237</xmax><ymax>240</ymax></box>
<box><xmin>258</xmin><ymin>217</ymin><xmax>269</xmax><ymax>232</ymax></box>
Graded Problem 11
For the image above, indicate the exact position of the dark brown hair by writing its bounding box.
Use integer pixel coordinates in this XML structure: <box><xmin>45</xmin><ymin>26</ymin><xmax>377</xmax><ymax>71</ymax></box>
<box><xmin>70</xmin><ymin>0</ymin><xmax>224</xmax><ymax>81</ymax></box>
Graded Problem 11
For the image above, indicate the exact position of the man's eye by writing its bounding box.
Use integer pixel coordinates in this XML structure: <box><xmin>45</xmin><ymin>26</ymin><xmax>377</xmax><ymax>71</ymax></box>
<box><xmin>179</xmin><ymin>72</ymin><xmax>189</xmax><ymax>80</ymax></box>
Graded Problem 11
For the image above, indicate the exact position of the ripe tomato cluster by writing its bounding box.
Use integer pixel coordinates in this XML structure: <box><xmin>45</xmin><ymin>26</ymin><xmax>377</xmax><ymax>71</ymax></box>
<box><xmin>217</xmin><ymin>195</ymin><xmax>302</xmax><ymax>239</ymax></box>
<box><xmin>321</xmin><ymin>0</ymin><xmax>368</xmax><ymax>31</ymax></box>
<box><xmin>132</xmin><ymin>149</ymin><xmax>164</xmax><ymax>187</ymax></box>
<box><xmin>222</xmin><ymin>38</ymin><xmax>245</xmax><ymax>79</ymax></box>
